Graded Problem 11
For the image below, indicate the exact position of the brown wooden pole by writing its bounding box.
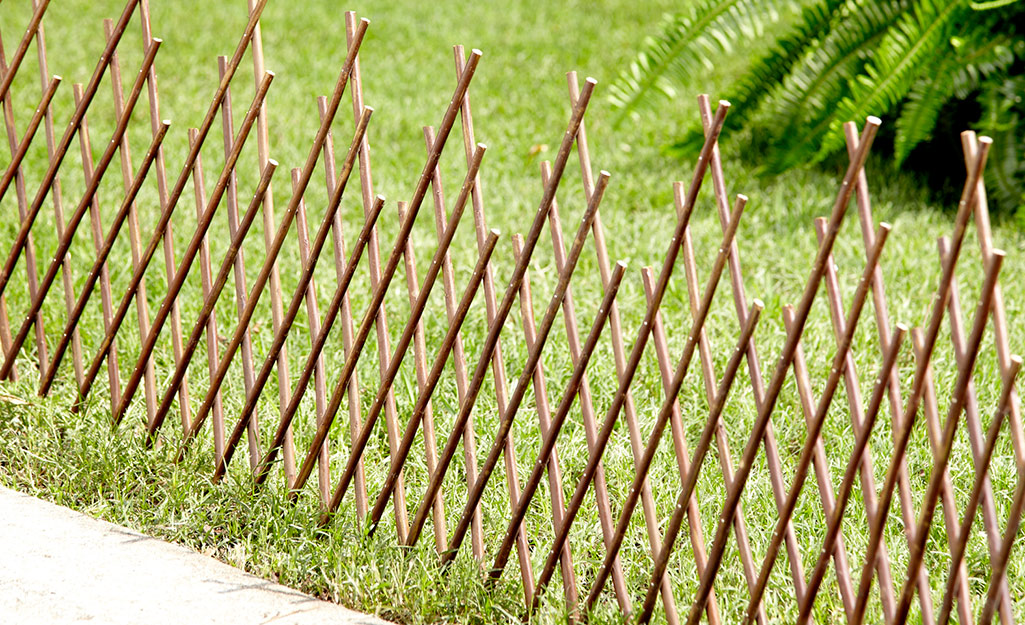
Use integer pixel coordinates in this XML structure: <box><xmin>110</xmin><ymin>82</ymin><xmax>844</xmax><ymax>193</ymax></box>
<box><xmin>292</xmin><ymin>168</ymin><xmax>331</xmax><ymax>503</ymax></box>
<box><xmin>188</xmin><ymin>129</ymin><xmax>226</xmax><ymax>460</ymax></box>
<box><xmin>797</xmin><ymin>324</ymin><xmax>909</xmax><ymax>624</ymax></box>
<box><xmin>893</xmin><ymin>249</ymin><xmax>1006</xmax><ymax>624</ymax></box>
<box><xmin>318</xmin><ymin>146</ymin><xmax>488</xmax><ymax>518</ymax></box>
<box><xmin>442</xmin><ymin>171</ymin><xmax>609</xmax><ymax>562</ymax></box>
<box><xmin>134</xmin><ymin>7</ymin><xmax>194</xmax><ymax>432</ymax></box>
<box><xmin>397</xmin><ymin>199</ymin><xmax>447</xmax><ymax>550</ymax></box>
<box><xmin>979</xmin><ymin>458</ymin><xmax>1025</xmax><ymax>625</ymax></box>
<box><xmin>144</xmin><ymin>160</ymin><xmax>278</xmax><ymax>443</ymax></box>
<box><xmin>27</xmin><ymin>38</ymin><xmax>159</xmax><ymax>392</ymax></box>
<box><xmin>220</xmin><ymin>192</ymin><xmax>384</xmax><ymax>476</ymax></box>
<box><xmin>530</xmin><ymin>102</ymin><xmax>730</xmax><ymax>613</ymax></box>
<box><xmin>0</xmin><ymin>0</ymin><xmax>138</xmax><ymax>298</ymax></box>
<box><xmin>937</xmin><ymin>356</ymin><xmax>1021</xmax><ymax>625</ymax></box>
<box><xmin>487</xmin><ymin>258</ymin><xmax>625</xmax><ymax>577</ymax></box>
<box><xmin>60</xmin><ymin>0</ymin><xmax>272</xmax><ymax>404</ymax></box>
<box><xmin>208</xmin><ymin>106</ymin><xmax>374</xmax><ymax>476</ymax></box>
<box><xmin>0</xmin><ymin>0</ymin><xmax>50</xmax><ymax>104</ymax></box>
<box><xmin>247</xmin><ymin>0</ymin><xmax>296</xmax><ymax>484</ymax></box>
<box><xmin>400</xmin><ymin>79</ymin><xmax>597</xmax><ymax>550</ymax></box>
<box><xmin>622</xmin><ymin>301</ymin><xmax>761</xmax><ymax>624</ymax></box>
<box><xmin>72</xmin><ymin>83</ymin><xmax>123</xmax><ymax>415</ymax></box>
<box><xmin>317</xmin><ymin>95</ymin><xmax>366</xmax><ymax>514</ymax></box>
<box><xmin>936</xmin><ymin>235</ymin><xmax>1017</xmax><ymax>622</ymax></box>
<box><xmin>742</xmin><ymin>223</ymin><xmax>891</xmax><ymax>621</ymax></box>
<box><xmin>32</xmin><ymin>121</ymin><xmax>170</xmax><ymax>402</ymax></box>
<box><xmin>218</xmin><ymin>56</ymin><xmax>266</xmax><ymax>469</ymax></box>
<box><xmin>642</xmin><ymin>266</ymin><xmax>723</xmax><ymax>625</ymax></box>
<box><xmin>850</xmin><ymin>136</ymin><xmax>991</xmax><ymax>625</ymax></box>
<box><xmin>842</xmin><ymin>120</ymin><xmax>922</xmax><ymax>620</ymax></box>
<box><xmin>111</xmin><ymin>71</ymin><xmax>276</xmax><ymax>427</ymax></box>
<box><xmin>362</xmin><ymin>229</ymin><xmax>502</xmax><ymax>532</ymax></box>
<box><xmin>454</xmin><ymin>44</ymin><xmax>530</xmax><ymax>571</ymax></box>
<box><xmin>32</xmin><ymin>3</ymin><xmax>80</xmax><ymax>388</ymax></box>
<box><xmin>510</xmin><ymin>233</ymin><xmax>579</xmax><ymax>609</ymax></box>
<box><xmin>181</xmin><ymin>20</ymin><xmax>371</xmax><ymax>464</ymax></box>
<box><xmin>105</xmin><ymin>16</ymin><xmax>158</xmax><ymax>425</ymax></box>
<box><xmin>584</xmin><ymin>194</ymin><xmax>748</xmax><ymax>610</ymax></box>
<box><xmin>663</xmin><ymin>117</ymin><xmax>880</xmax><ymax>625</ymax></box>
<box><xmin>284</xmin><ymin>50</ymin><xmax>483</xmax><ymax>496</ymax></box>
<box><xmin>0</xmin><ymin>35</ymin><xmax>51</xmax><ymax>382</ymax></box>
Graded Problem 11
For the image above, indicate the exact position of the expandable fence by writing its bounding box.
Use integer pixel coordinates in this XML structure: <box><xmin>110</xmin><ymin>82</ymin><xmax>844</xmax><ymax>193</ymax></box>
<box><xmin>1</xmin><ymin>2</ymin><xmax>1023</xmax><ymax>624</ymax></box>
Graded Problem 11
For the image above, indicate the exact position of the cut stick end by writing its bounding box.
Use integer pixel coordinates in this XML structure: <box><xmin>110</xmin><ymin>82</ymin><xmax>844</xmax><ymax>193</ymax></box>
<box><xmin>52</xmin><ymin>74</ymin><xmax>62</xmax><ymax>82</ymax></box>
<box><xmin>978</xmin><ymin>135</ymin><xmax>994</xmax><ymax>146</ymax></box>
<box><xmin>152</xmin><ymin>37</ymin><xmax>163</xmax><ymax>44</ymax></box>
<box><xmin>363</xmin><ymin>105</ymin><xmax>375</xmax><ymax>114</ymax></box>
<box><xmin>599</xmin><ymin>169</ymin><xmax>611</xmax><ymax>178</ymax></box>
<box><xmin>267</xmin><ymin>158</ymin><xmax>279</xmax><ymax>167</ymax></box>
<box><xmin>1011</xmin><ymin>355</ymin><xmax>1023</xmax><ymax>368</ymax></box>
<box><xmin>360</xmin><ymin>17</ymin><xmax>370</xmax><ymax>26</ymax></box>
<box><xmin>265</xmin><ymin>70</ymin><xmax>276</xmax><ymax>78</ymax></box>
<box><xmin>615</xmin><ymin>260</ymin><xmax>628</xmax><ymax>270</ymax></box>
<box><xmin>477</xmin><ymin>142</ymin><xmax>487</xmax><ymax>151</ymax></box>
<box><xmin>736</xmin><ymin>193</ymin><xmax>749</xmax><ymax>202</ymax></box>
<box><xmin>718</xmin><ymin>99</ymin><xmax>731</xmax><ymax>109</ymax></box>
<box><xmin>585</xmin><ymin>77</ymin><xmax>598</xmax><ymax>86</ymax></box>
<box><xmin>470</xmin><ymin>48</ymin><xmax>483</xmax><ymax>58</ymax></box>
<box><xmin>879</xmin><ymin>221</ymin><xmax>893</xmax><ymax>232</ymax></box>
<box><xmin>374</xmin><ymin>194</ymin><xmax>386</xmax><ymax>204</ymax></box>
<box><xmin>896</xmin><ymin>322</ymin><xmax>910</xmax><ymax>333</ymax></box>
<box><xmin>752</xmin><ymin>298</ymin><xmax>765</xmax><ymax>311</ymax></box>
<box><xmin>161</xmin><ymin>119</ymin><xmax>171</xmax><ymax>126</ymax></box>
<box><xmin>865</xmin><ymin>115</ymin><xmax>882</xmax><ymax>127</ymax></box>
<box><xmin>992</xmin><ymin>247</ymin><xmax>1006</xmax><ymax>259</ymax></box>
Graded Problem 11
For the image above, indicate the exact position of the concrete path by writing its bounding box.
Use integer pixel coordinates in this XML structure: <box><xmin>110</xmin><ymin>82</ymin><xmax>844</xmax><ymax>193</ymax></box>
<box><xmin>0</xmin><ymin>487</ymin><xmax>390</xmax><ymax>624</ymax></box>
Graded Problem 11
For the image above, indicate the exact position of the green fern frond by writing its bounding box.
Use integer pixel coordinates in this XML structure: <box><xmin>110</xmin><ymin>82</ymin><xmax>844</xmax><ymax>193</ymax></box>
<box><xmin>894</xmin><ymin>34</ymin><xmax>1017</xmax><ymax>162</ymax></box>
<box><xmin>760</xmin><ymin>0</ymin><xmax>909</xmax><ymax>171</ymax></box>
<box><xmin>725</xmin><ymin>0</ymin><xmax>847</xmax><ymax>130</ymax></box>
<box><xmin>821</xmin><ymin>0</ymin><xmax>969</xmax><ymax>159</ymax></box>
<box><xmin>607</xmin><ymin>0</ymin><xmax>797</xmax><ymax>120</ymax></box>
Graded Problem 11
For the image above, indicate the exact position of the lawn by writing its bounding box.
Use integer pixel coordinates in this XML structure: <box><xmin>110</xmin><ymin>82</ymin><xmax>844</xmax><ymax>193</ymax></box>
<box><xmin>1</xmin><ymin>1</ymin><xmax>1024</xmax><ymax>623</ymax></box>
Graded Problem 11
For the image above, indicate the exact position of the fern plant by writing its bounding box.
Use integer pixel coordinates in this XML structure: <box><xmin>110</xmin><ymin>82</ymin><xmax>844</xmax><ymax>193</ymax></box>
<box><xmin>612</xmin><ymin>0</ymin><xmax>1025</xmax><ymax>212</ymax></box>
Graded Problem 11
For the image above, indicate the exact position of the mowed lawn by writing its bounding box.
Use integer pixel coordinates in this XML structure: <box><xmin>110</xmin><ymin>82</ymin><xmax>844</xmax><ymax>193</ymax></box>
<box><xmin>1</xmin><ymin>1</ymin><xmax>1024</xmax><ymax>623</ymax></box>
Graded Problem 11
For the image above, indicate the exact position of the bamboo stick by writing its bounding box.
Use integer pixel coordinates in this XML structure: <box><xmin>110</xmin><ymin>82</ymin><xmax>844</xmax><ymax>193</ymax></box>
<box><xmin>113</xmin><ymin>71</ymin><xmax>276</xmax><ymax>428</ymax></box>
<box><xmin>63</xmin><ymin>0</ymin><xmax>271</xmax><ymax>403</ymax></box>
<box><xmin>797</xmin><ymin>324</ymin><xmax>909</xmax><ymax>624</ymax></box>
<box><xmin>0</xmin><ymin>0</ymin><xmax>138</xmax><ymax>302</ymax></box>
<box><xmin>217</xmin><ymin>56</ymin><xmax>266</xmax><ymax>470</ymax></box>
<box><xmin>286</xmin><ymin>48</ymin><xmax>482</xmax><ymax>497</ymax></box>
<box><xmin>317</xmin><ymin>95</ymin><xmax>365</xmax><ymax>515</ymax></box>
<box><xmin>677</xmin><ymin>117</ymin><xmax>880</xmax><ymax>625</ymax></box>
<box><xmin>72</xmin><ymin>84</ymin><xmax>123</xmax><ymax>415</ymax></box>
<box><xmin>397</xmin><ymin>199</ymin><xmax>447</xmax><ymax>551</ymax></box>
<box><xmin>105</xmin><ymin>17</ymin><xmax>158</xmax><ymax>425</ymax></box>
<box><xmin>530</xmin><ymin>102</ymin><xmax>731</xmax><ymax>612</ymax></box>
<box><xmin>31</xmin><ymin>2</ymin><xmax>80</xmax><ymax>387</ymax></box>
<box><xmin>138</xmin><ymin>3</ymin><xmax>192</xmax><ymax>433</ymax></box>
<box><xmin>511</xmin><ymin>233</ymin><xmax>579</xmax><ymax>609</ymax></box>
<box><xmin>850</xmin><ymin>135</ymin><xmax>991</xmax><ymax>625</ymax></box>
<box><xmin>0</xmin><ymin>34</ymin><xmax>50</xmax><ymax>381</ymax></box>
<box><xmin>188</xmin><ymin>129</ymin><xmax>225</xmax><ymax>460</ymax></box>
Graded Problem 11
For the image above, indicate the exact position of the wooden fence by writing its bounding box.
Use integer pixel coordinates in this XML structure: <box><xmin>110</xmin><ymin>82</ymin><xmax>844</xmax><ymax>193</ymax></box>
<box><xmin>1</xmin><ymin>2</ymin><xmax>1023</xmax><ymax>624</ymax></box>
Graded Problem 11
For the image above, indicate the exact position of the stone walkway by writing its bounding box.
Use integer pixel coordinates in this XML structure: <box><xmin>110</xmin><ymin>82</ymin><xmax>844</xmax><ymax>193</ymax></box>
<box><xmin>0</xmin><ymin>487</ymin><xmax>390</xmax><ymax>624</ymax></box>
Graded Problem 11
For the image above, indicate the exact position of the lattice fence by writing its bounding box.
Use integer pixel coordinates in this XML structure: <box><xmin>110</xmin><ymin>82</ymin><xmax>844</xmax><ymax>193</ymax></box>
<box><xmin>1</xmin><ymin>2</ymin><xmax>1023</xmax><ymax>624</ymax></box>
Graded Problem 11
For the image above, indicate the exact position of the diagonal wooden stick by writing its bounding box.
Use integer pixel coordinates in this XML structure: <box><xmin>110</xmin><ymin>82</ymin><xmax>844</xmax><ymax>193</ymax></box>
<box><xmin>678</xmin><ymin>116</ymin><xmax>880</xmax><ymax>625</ymax></box>
<box><xmin>285</xmin><ymin>50</ymin><xmax>483</xmax><ymax>496</ymax></box>
<box><xmin>0</xmin><ymin>0</ymin><xmax>138</xmax><ymax>299</ymax></box>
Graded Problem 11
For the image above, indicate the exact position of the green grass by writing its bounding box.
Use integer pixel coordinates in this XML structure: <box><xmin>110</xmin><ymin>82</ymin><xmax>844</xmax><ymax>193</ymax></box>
<box><xmin>1</xmin><ymin>1</ymin><xmax>1025</xmax><ymax>624</ymax></box>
